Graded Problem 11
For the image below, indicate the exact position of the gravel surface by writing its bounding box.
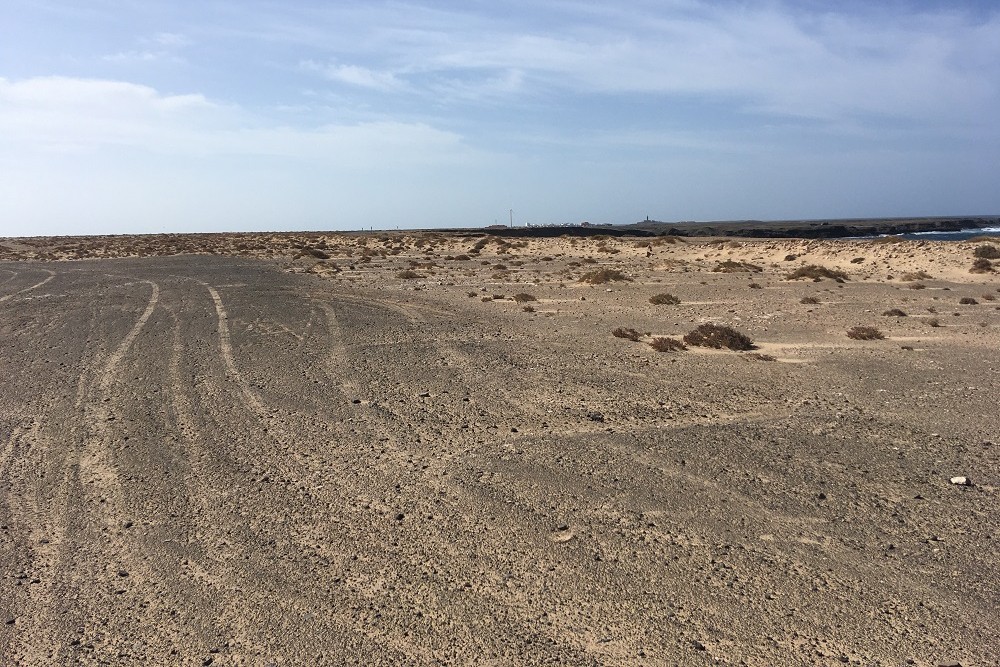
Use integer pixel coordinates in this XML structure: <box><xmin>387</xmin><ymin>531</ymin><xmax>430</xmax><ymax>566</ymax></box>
<box><xmin>0</xmin><ymin>242</ymin><xmax>997</xmax><ymax>666</ymax></box>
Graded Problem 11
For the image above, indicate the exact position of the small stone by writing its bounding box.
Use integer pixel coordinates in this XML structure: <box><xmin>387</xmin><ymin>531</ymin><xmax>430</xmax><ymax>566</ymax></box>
<box><xmin>817</xmin><ymin>492</ymin><xmax>827</xmax><ymax>500</ymax></box>
<box><xmin>117</xmin><ymin>570</ymin><xmax>129</xmax><ymax>578</ymax></box>
<box><xmin>351</xmin><ymin>399</ymin><xmax>361</xmax><ymax>404</ymax></box>
<box><xmin>418</xmin><ymin>391</ymin><xmax>430</xmax><ymax>398</ymax></box>
<box><xmin>395</xmin><ymin>513</ymin><xmax>405</xmax><ymax>521</ymax></box>
<box><xmin>691</xmin><ymin>640</ymin><xmax>706</xmax><ymax>651</ymax></box>
<box><xmin>949</xmin><ymin>476</ymin><xmax>971</xmax><ymax>486</ymax></box>
<box><xmin>556</xmin><ymin>523</ymin><xmax>569</xmax><ymax>531</ymax></box>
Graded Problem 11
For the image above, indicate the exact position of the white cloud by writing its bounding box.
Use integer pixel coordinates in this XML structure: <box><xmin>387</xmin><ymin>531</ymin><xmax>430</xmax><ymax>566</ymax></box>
<box><xmin>301</xmin><ymin>60</ymin><xmax>407</xmax><ymax>92</ymax></box>
<box><xmin>284</xmin><ymin>2</ymin><xmax>1000</xmax><ymax>126</ymax></box>
<box><xmin>150</xmin><ymin>32</ymin><xmax>189</xmax><ymax>47</ymax></box>
<box><xmin>0</xmin><ymin>76</ymin><xmax>475</xmax><ymax>166</ymax></box>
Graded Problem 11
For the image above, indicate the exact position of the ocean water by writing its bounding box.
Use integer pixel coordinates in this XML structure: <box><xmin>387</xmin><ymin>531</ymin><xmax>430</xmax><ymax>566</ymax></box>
<box><xmin>894</xmin><ymin>226</ymin><xmax>1000</xmax><ymax>241</ymax></box>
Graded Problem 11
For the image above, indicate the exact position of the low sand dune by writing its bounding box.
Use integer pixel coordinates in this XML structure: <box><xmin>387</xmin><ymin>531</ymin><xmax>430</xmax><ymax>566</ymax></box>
<box><xmin>0</xmin><ymin>232</ymin><xmax>997</xmax><ymax>665</ymax></box>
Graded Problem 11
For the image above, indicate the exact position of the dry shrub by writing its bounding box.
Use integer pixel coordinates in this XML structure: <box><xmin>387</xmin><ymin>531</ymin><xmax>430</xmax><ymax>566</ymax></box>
<box><xmin>800</xmin><ymin>296</ymin><xmax>820</xmax><ymax>304</ymax></box>
<box><xmin>748</xmin><ymin>282</ymin><xmax>762</xmax><ymax>289</ymax></box>
<box><xmin>713</xmin><ymin>259</ymin><xmax>762</xmax><ymax>273</ymax></box>
<box><xmin>512</xmin><ymin>292</ymin><xmax>537</xmax><ymax>303</ymax></box>
<box><xmin>612</xmin><ymin>327</ymin><xmax>641</xmax><ymax>342</ymax></box>
<box><xmin>785</xmin><ymin>265</ymin><xmax>848</xmax><ymax>282</ymax></box>
<box><xmin>396</xmin><ymin>269</ymin><xmax>421</xmax><ymax>279</ymax></box>
<box><xmin>927</xmin><ymin>317</ymin><xmax>941</xmax><ymax>327</ymax></box>
<box><xmin>522</xmin><ymin>305</ymin><xmax>535</xmax><ymax>313</ymax></box>
<box><xmin>649</xmin><ymin>336</ymin><xmax>687</xmax><ymax>352</ymax></box>
<box><xmin>970</xmin><ymin>258</ymin><xmax>994</xmax><ymax>273</ymax></box>
<box><xmin>683</xmin><ymin>324</ymin><xmax>754</xmax><ymax>351</ymax></box>
<box><xmin>649</xmin><ymin>293</ymin><xmax>680</xmax><ymax>305</ymax></box>
<box><xmin>847</xmin><ymin>326</ymin><xmax>884</xmax><ymax>340</ymax></box>
<box><xmin>882</xmin><ymin>308</ymin><xmax>907</xmax><ymax>317</ymax></box>
<box><xmin>959</xmin><ymin>297</ymin><xmax>978</xmax><ymax>305</ymax></box>
<box><xmin>973</xmin><ymin>244</ymin><xmax>1000</xmax><ymax>259</ymax></box>
<box><xmin>908</xmin><ymin>283</ymin><xmax>927</xmax><ymax>290</ymax></box>
<box><xmin>580</xmin><ymin>268</ymin><xmax>630</xmax><ymax>284</ymax></box>
<box><xmin>900</xmin><ymin>271</ymin><xmax>933</xmax><ymax>281</ymax></box>
<box><xmin>745</xmin><ymin>352</ymin><xmax>777</xmax><ymax>362</ymax></box>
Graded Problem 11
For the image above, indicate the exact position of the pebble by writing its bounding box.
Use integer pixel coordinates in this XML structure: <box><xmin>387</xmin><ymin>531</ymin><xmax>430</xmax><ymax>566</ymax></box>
<box><xmin>949</xmin><ymin>476</ymin><xmax>971</xmax><ymax>486</ymax></box>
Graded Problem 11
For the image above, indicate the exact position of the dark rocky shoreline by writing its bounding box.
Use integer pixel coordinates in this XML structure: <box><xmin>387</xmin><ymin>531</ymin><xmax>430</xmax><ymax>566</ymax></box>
<box><xmin>463</xmin><ymin>216</ymin><xmax>999</xmax><ymax>240</ymax></box>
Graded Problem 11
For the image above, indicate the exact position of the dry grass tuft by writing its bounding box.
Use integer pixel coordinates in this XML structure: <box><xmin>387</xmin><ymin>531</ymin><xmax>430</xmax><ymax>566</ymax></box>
<box><xmin>512</xmin><ymin>293</ymin><xmax>537</xmax><ymax>303</ymax></box>
<box><xmin>612</xmin><ymin>327</ymin><xmax>641</xmax><ymax>342</ymax></box>
<box><xmin>649</xmin><ymin>293</ymin><xmax>680</xmax><ymax>305</ymax></box>
<box><xmin>847</xmin><ymin>326</ymin><xmax>884</xmax><ymax>340</ymax></box>
<box><xmin>970</xmin><ymin>258</ymin><xmax>994</xmax><ymax>273</ymax></box>
<box><xmin>900</xmin><ymin>271</ymin><xmax>933</xmax><ymax>281</ymax></box>
<box><xmin>785</xmin><ymin>265</ymin><xmax>848</xmax><ymax>282</ymax></box>
<box><xmin>713</xmin><ymin>260</ymin><xmax>762</xmax><ymax>273</ymax></box>
<box><xmin>396</xmin><ymin>269</ymin><xmax>422</xmax><ymax>279</ymax></box>
<box><xmin>580</xmin><ymin>268</ymin><xmax>630</xmax><ymax>284</ymax></box>
<box><xmin>683</xmin><ymin>324</ymin><xmax>754</xmax><ymax>351</ymax></box>
<box><xmin>800</xmin><ymin>296</ymin><xmax>820</xmax><ymax>304</ymax></box>
<box><xmin>882</xmin><ymin>308</ymin><xmax>907</xmax><ymax>317</ymax></box>
<box><xmin>649</xmin><ymin>336</ymin><xmax>687</xmax><ymax>352</ymax></box>
<box><xmin>973</xmin><ymin>244</ymin><xmax>1000</xmax><ymax>259</ymax></box>
<box><xmin>959</xmin><ymin>297</ymin><xmax>978</xmax><ymax>305</ymax></box>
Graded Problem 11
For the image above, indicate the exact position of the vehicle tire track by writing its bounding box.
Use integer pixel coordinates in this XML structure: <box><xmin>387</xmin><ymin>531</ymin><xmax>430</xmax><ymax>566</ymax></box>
<box><xmin>0</xmin><ymin>268</ymin><xmax>55</xmax><ymax>303</ymax></box>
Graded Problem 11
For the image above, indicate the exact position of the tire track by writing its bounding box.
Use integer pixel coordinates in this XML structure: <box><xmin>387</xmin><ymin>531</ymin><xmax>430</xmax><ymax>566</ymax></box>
<box><xmin>13</xmin><ymin>277</ymin><xmax>170</xmax><ymax>663</ymax></box>
<box><xmin>0</xmin><ymin>268</ymin><xmax>55</xmax><ymax>303</ymax></box>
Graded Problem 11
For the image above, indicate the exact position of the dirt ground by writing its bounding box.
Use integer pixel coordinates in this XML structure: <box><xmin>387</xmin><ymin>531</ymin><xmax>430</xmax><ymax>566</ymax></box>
<box><xmin>0</xmin><ymin>232</ymin><xmax>997</xmax><ymax>666</ymax></box>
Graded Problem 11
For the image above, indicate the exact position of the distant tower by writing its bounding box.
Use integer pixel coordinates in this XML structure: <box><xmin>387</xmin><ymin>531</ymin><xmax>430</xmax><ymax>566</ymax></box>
<box><xmin>509</xmin><ymin>208</ymin><xmax>514</xmax><ymax>227</ymax></box>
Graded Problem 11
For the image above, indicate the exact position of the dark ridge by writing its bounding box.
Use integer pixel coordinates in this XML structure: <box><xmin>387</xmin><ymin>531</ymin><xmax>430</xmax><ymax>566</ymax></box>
<box><xmin>620</xmin><ymin>216</ymin><xmax>1000</xmax><ymax>239</ymax></box>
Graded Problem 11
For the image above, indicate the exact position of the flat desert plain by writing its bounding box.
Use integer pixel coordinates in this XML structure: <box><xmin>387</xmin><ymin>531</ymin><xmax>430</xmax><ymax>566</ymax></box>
<box><xmin>0</xmin><ymin>232</ymin><xmax>997</xmax><ymax>666</ymax></box>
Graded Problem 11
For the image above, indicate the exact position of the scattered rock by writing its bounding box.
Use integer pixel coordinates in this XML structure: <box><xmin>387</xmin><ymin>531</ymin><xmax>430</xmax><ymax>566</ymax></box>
<box><xmin>949</xmin><ymin>476</ymin><xmax>972</xmax><ymax>486</ymax></box>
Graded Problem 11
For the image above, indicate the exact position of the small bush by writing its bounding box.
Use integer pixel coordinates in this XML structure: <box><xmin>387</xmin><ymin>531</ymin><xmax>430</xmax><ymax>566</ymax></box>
<box><xmin>908</xmin><ymin>283</ymin><xmax>927</xmax><ymax>290</ymax></box>
<box><xmin>973</xmin><ymin>244</ymin><xmax>1000</xmax><ymax>259</ymax></box>
<box><xmin>748</xmin><ymin>282</ymin><xmax>762</xmax><ymax>289</ymax></box>
<box><xmin>927</xmin><ymin>318</ymin><xmax>941</xmax><ymax>327</ymax></box>
<box><xmin>649</xmin><ymin>293</ymin><xmax>680</xmax><ymax>305</ymax></box>
<box><xmin>882</xmin><ymin>308</ymin><xmax>907</xmax><ymax>317</ymax></box>
<box><xmin>785</xmin><ymin>265</ymin><xmax>849</xmax><ymax>282</ymax></box>
<box><xmin>522</xmin><ymin>305</ymin><xmax>535</xmax><ymax>313</ymax></box>
<box><xmin>612</xmin><ymin>327</ymin><xmax>641</xmax><ymax>342</ymax></box>
<box><xmin>900</xmin><ymin>271</ymin><xmax>933</xmax><ymax>281</ymax></box>
<box><xmin>580</xmin><ymin>268</ymin><xmax>630</xmax><ymax>284</ymax></box>
<box><xmin>713</xmin><ymin>259</ymin><xmax>762</xmax><ymax>273</ymax></box>
<box><xmin>683</xmin><ymin>324</ymin><xmax>754</xmax><ymax>351</ymax></box>
<box><xmin>970</xmin><ymin>258</ymin><xmax>994</xmax><ymax>273</ymax></box>
<box><xmin>800</xmin><ymin>296</ymin><xmax>820</xmax><ymax>304</ymax></box>
<box><xmin>649</xmin><ymin>336</ymin><xmax>687</xmax><ymax>352</ymax></box>
<box><xmin>512</xmin><ymin>293</ymin><xmax>537</xmax><ymax>303</ymax></box>
<box><xmin>745</xmin><ymin>352</ymin><xmax>777</xmax><ymax>362</ymax></box>
<box><xmin>847</xmin><ymin>326</ymin><xmax>884</xmax><ymax>340</ymax></box>
<box><xmin>959</xmin><ymin>297</ymin><xmax>978</xmax><ymax>305</ymax></box>
<box><xmin>396</xmin><ymin>269</ymin><xmax>422</xmax><ymax>279</ymax></box>
<box><xmin>467</xmin><ymin>291</ymin><xmax>478</xmax><ymax>298</ymax></box>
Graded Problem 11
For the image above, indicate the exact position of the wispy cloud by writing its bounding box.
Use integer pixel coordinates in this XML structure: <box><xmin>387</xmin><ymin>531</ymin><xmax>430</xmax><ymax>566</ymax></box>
<box><xmin>0</xmin><ymin>76</ymin><xmax>476</xmax><ymax>167</ymax></box>
<box><xmin>300</xmin><ymin>60</ymin><xmax>407</xmax><ymax>92</ymax></box>
<box><xmin>280</xmin><ymin>2</ymin><xmax>1000</xmax><ymax>126</ymax></box>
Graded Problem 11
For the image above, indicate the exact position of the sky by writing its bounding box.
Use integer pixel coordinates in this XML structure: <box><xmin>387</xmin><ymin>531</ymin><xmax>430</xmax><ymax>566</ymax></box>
<box><xmin>1</xmin><ymin>0</ymin><xmax>999</xmax><ymax>236</ymax></box>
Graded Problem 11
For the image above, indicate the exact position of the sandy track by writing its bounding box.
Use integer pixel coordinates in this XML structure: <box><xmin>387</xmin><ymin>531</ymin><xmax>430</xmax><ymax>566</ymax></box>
<box><xmin>0</xmin><ymin>255</ymin><xmax>997</xmax><ymax>666</ymax></box>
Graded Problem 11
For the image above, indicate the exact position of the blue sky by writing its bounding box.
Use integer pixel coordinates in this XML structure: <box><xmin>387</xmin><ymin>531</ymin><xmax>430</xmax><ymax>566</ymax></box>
<box><xmin>1</xmin><ymin>1</ymin><xmax>998</xmax><ymax>235</ymax></box>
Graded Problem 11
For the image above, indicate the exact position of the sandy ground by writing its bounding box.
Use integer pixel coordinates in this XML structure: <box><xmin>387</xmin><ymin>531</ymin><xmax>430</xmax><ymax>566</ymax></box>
<box><xmin>0</xmin><ymin>232</ymin><xmax>998</xmax><ymax>666</ymax></box>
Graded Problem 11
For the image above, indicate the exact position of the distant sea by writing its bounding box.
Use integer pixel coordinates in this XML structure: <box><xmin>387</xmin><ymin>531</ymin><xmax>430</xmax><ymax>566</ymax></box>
<box><xmin>886</xmin><ymin>226</ymin><xmax>1000</xmax><ymax>241</ymax></box>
